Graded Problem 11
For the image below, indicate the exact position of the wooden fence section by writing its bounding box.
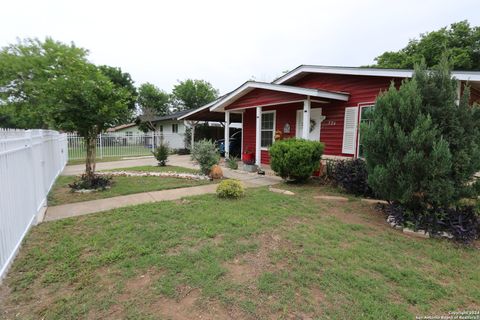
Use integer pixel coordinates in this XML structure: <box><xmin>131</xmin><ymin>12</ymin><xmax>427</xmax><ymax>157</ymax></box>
<box><xmin>0</xmin><ymin>129</ymin><xmax>67</xmax><ymax>280</ymax></box>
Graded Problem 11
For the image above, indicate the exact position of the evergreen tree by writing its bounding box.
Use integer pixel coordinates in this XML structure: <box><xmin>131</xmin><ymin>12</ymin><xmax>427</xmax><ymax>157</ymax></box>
<box><xmin>363</xmin><ymin>58</ymin><xmax>480</xmax><ymax>213</ymax></box>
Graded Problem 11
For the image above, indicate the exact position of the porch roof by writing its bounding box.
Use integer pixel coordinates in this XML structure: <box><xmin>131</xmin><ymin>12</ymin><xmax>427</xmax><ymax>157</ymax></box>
<box><xmin>177</xmin><ymin>99</ymin><xmax>242</xmax><ymax>122</ymax></box>
<box><xmin>209</xmin><ymin>81</ymin><xmax>349</xmax><ymax>112</ymax></box>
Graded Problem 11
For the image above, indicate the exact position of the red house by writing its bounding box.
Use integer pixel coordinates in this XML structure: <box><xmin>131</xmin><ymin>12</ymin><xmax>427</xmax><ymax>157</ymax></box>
<box><xmin>181</xmin><ymin>65</ymin><xmax>480</xmax><ymax>166</ymax></box>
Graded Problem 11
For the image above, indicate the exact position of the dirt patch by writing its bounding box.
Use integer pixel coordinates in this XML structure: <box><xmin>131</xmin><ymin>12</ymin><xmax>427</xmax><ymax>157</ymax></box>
<box><xmin>166</xmin><ymin>234</ymin><xmax>224</xmax><ymax>256</ymax></box>
<box><xmin>224</xmin><ymin>233</ymin><xmax>290</xmax><ymax>284</ymax></box>
<box><xmin>148</xmin><ymin>288</ymin><xmax>244</xmax><ymax>320</ymax></box>
<box><xmin>314</xmin><ymin>197</ymin><xmax>388</xmax><ymax>232</ymax></box>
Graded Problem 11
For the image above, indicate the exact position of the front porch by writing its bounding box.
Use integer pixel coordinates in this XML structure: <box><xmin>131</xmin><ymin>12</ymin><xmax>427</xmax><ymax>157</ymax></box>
<box><xmin>215</xmin><ymin>82</ymin><xmax>351</xmax><ymax>166</ymax></box>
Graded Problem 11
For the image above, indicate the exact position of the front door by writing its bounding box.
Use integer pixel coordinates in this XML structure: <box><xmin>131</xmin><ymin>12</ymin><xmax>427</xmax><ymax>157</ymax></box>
<box><xmin>296</xmin><ymin>108</ymin><xmax>322</xmax><ymax>141</ymax></box>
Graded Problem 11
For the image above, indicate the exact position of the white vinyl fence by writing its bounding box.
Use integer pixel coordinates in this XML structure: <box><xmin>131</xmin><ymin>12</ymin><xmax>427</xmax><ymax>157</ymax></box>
<box><xmin>67</xmin><ymin>132</ymin><xmax>186</xmax><ymax>161</ymax></box>
<box><xmin>0</xmin><ymin>129</ymin><xmax>67</xmax><ymax>280</ymax></box>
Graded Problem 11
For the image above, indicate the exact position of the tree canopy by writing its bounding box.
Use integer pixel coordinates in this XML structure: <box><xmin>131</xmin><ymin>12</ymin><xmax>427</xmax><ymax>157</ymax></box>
<box><xmin>373</xmin><ymin>21</ymin><xmax>480</xmax><ymax>70</ymax></box>
<box><xmin>98</xmin><ymin>65</ymin><xmax>137</xmax><ymax>112</ymax></box>
<box><xmin>0</xmin><ymin>38</ymin><xmax>89</xmax><ymax>128</ymax></box>
<box><xmin>171</xmin><ymin>79</ymin><xmax>219</xmax><ymax>111</ymax></box>
<box><xmin>136</xmin><ymin>82</ymin><xmax>170</xmax><ymax>131</ymax></box>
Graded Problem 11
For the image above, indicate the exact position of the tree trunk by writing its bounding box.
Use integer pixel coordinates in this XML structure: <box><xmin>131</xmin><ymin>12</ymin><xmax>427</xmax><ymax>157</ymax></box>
<box><xmin>85</xmin><ymin>135</ymin><xmax>97</xmax><ymax>178</ymax></box>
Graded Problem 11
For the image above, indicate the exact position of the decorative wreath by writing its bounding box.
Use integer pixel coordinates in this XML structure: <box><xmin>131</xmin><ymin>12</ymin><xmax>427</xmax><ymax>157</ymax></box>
<box><xmin>309</xmin><ymin>119</ymin><xmax>316</xmax><ymax>132</ymax></box>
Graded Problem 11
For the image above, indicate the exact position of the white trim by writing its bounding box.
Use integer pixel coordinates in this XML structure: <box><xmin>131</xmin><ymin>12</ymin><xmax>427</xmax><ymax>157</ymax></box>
<box><xmin>260</xmin><ymin>110</ymin><xmax>276</xmax><ymax>150</ymax></box>
<box><xmin>255</xmin><ymin>107</ymin><xmax>262</xmax><ymax>166</ymax></box>
<box><xmin>224</xmin><ymin>111</ymin><xmax>230</xmax><ymax>159</ymax></box>
<box><xmin>241</xmin><ymin>112</ymin><xmax>244</xmax><ymax>156</ymax></box>
<box><xmin>177</xmin><ymin>100</ymin><xmax>218</xmax><ymax>120</ymax></box>
<box><xmin>274</xmin><ymin>65</ymin><xmax>480</xmax><ymax>84</ymax></box>
<box><xmin>356</xmin><ymin>104</ymin><xmax>375</xmax><ymax>158</ymax></box>
<box><xmin>210</xmin><ymin>81</ymin><xmax>349</xmax><ymax>112</ymax></box>
<box><xmin>302</xmin><ymin>98</ymin><xmax>311</xmax><ymax>139</ymax></box>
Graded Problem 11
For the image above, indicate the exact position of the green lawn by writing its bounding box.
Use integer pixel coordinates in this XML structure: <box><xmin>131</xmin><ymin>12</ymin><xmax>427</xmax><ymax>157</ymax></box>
<box><xmin>67</xmin><ymin>156</ymin><xmax>148</xmax><ymax>166</ymax></box>
<box><xmin>2</xmin><ymin>184</ymin><xmax>479</xmax><ymax>319</ymax></box>
<box><xmin>48</xmin><ymin>166</ymin><xmax>206</xmax><ymax>206</ymax></box>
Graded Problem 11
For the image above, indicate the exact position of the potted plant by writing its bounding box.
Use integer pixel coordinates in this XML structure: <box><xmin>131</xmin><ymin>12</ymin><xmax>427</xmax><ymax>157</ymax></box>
<box><xmin>242</xmin><ymin>148</ymin><xmax>254</xmax><ymax>164</ymax></box>
<box><xmin>241</xmin><ymin>147</ymin><xmax>257</xmax><ymax>172</ymax></box>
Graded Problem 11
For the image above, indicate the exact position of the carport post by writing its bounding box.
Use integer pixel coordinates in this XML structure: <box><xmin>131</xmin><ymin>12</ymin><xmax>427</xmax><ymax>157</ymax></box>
<box><xmin>302</xmin><ymin>97</ymin><xmax>311</xmax><ymax>139</ymax></box>
<box><xmin>224</xmin><ymin>111</ymin><xmax>230</xmax><ymax>159</ymax></box>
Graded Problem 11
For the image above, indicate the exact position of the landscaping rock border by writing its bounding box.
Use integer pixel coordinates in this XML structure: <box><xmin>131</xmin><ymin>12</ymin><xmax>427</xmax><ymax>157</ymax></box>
<box><xmin>97</xmin><ymin>171</ymin><xmax>210</xmax><ymax>181</ymax></box>
<box><xmin>386</xmin><ymin>215</ymin><xmax>454</xmax><ymax>239</ymax></box>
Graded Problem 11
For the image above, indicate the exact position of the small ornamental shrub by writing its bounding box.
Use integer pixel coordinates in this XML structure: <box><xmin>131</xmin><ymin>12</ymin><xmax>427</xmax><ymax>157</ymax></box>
<box><xmin>69</xmin><ymin>174</ymin><xmax>113</xmax><ymax>191</ymax></box>
<box><xmin>269</xmin><ymin>138</ymin><xmax>324</xmax><ymax>182</ymax></box>
<box><xmin>226</xmin><ymin>156</ymin><xmax>239</xmax><ymax>170</ymax></box>
<box><xmin>329</xmin><ymin>159</ymin><xmax>374</xmax><ymax>197</ymax></box>
<box><xmin>152</xmin><ymin>143</ymin><xmax>169</xmax><ymax>166</ymax></box>
<box><xmin>216</xmin><ymin>179</ymin><xmax>245</xmax><ymax>199</ymax></box>
<box><xmin>383</xmin><ymin>203</ymin><xmax>480</xmax><ymax>244</ymax></box>
<box><xmin>191</xmin><ymin>139</ymin><xmax>220</xmax><ymax>175</ymax></box>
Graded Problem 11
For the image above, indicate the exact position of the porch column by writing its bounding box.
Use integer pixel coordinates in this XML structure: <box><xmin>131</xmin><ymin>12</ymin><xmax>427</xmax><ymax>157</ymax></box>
<box><xmin>302</xmin><ymin>97</ymin><xmax>311</xmax><ymax>139</ymax></box>
<box><xmin>255</xmin><ymin>106</ymin><xmax>262</xmax><ymax>166</ymax></box>
<box><xmin>224</xmin><ymin>111</ymin><xmax>230</xmax><ymax>159</ymax></box>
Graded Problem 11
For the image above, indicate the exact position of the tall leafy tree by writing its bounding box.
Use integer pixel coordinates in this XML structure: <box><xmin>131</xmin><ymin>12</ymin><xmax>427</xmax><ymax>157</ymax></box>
<box><xmin>373</xmin><ymin>21</ymin><xmax>480</xmax><ymax>70</ymax></box>
<box><xmin>171</xmin><ymin>79</ymin><xmax>219</xmax><ymax>111</ymax></box>
<box><xmin>98</xmin><ymin>65</ymin><xmax>137</xmax><ymax>112</ymax></box>
<box><xmin>0</xmin><ymin>38</ymin><xmax>132</xmax><ymax>177</ymax></box>
<box><xmin>363</xmin><ymin>58</ymin><xmax>480</xmax><ymax>214</ymax></box>
<box><xmin>136</xmin><ymin>82</ymin><xmax>170</xmax><ymax>131</ymax></box>
<box><xmin>50</xmin><ymin>63</ymin><xmax>131</xmax><ymax>177</ymax></box>
<box><xmin>0</xmin><ymin>38</ymin><xmax>89</xmax><ymax>128</ymax></box>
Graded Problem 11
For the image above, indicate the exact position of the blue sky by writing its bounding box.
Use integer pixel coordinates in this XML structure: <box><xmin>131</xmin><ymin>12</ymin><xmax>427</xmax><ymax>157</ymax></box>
<box><xmin>1</xmin><ymin>0</ymin><xmax>479</xmax><ymax>94</ymax></box>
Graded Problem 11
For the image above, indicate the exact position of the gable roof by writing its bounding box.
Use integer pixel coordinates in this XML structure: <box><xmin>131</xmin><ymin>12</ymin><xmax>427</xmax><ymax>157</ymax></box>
<box><xmin>107</xmin><ymin>123</ymin><xmax>137</xmax><ymax>132</ymax></box>
<box><xmin>151</xmin><ymin>109</ymin><xmax>191</xmax><ymax>122</ymax></box>
<box><xmin>274</xmin><ymin>65</ymin><xmax>480</xmax><ymax>85</ymax></box>
<box><xmin>209</xmin><ymin>81</ymin><xmax>349</xmax><ymax>112</ymax></box>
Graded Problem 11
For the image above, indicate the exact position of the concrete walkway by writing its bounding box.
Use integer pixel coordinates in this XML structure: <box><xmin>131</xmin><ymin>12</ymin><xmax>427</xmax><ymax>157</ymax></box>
<box><xmin>46</xmin><ymin>156</ymin><xmax>282</xmax><ymax>221</ymax></box>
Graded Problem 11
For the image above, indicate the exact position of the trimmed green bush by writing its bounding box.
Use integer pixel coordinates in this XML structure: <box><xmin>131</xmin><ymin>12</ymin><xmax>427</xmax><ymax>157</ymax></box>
<box><xmin>269</xmin><ymin>138</ymin><xmax>324</xmax><ymax>182</ymax></box>
<box><xmin>152</xmin><ymin>143</ymin><xmax>169</xmax><ymax>166</ymax></box>
<box><xmin>226</xmin><ymin>156</ymin><xmax>239</xmax><ymax>170</ymax></box>
<box><xmin>191</xmin><ymin>139</ymin><xmax>220</xmax><ymax>175</ymax></box>
<box><xmin>216</xmin><ymin>179</ymin><xmax>245</xmax><ymax>199</ymax></box>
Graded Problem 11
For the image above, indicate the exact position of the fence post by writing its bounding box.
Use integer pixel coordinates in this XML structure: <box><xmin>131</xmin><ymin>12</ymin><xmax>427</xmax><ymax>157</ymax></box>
<box><xmin>151</xmin><ymin>131</ymin><xmax>155</xmax><ymax>152</ymax></box>
<box><xmin>99</xmin><ymin>133</ymin><xmax>103</xmax><ymax>159</ymax></box>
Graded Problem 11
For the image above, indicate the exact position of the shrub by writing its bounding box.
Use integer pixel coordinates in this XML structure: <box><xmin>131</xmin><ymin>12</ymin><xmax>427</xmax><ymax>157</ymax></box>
<box><xmin>269</xmin><ymin>138</ymin><xmax>324</xmax><ymax>182</ymax></box>
<box><xmin>226</xmin><ymin>156</ymin><xmax>239</xmax><ymax>170</ymax></box>
<box><xmin>69</xmin><ymin>174</ymin><xmax>113</xmax><ymax>191</ymax></box>
<box><xmin>191</xmin><ymin>139</ymin><xmax>220</xmax><ymax>175</ymax></box>
<box><xmin>362</xmin><ymin>59</ymin><xmax>480</xmax><ymax>213</ymax></box>
<box><xmin>216</xmin><ymin>179</ymin><xmax>245</xmax><ymax>199</ymax></box>
<box><xmin>383</xmin><ymin>203</ymin><xmax>480</xmax><ymax>244</ymax></box>
<box><xmin>152</xmin><ymin>143</ymin><xmax>169</xmax><ymax>166</ymax></box>
<box><xmin>328</xmin><ymin>159</ymin><xmax>374</xmax><ymax>197</ymax></box>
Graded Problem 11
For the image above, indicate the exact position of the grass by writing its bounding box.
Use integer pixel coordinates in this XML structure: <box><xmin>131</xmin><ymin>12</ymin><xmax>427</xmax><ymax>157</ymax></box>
<box><xmin>2</xmin><ymin>183</ymin><xmax>479</xmax><ymax>319</ymax></box>
<box><xmin>67</xmin><ymin>156</ymin><xmax>144</xmax><ymax>166</ymax></box>
<box><xmin>47</xmin><ymin>165</ymin><xmax>207</xmax><ymax>206</ymax></box>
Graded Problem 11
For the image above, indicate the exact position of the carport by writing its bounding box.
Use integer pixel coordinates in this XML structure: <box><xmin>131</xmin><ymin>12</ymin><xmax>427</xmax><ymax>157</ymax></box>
<box><xmin>178</xmin><ymin>100</ymin><xmax>243</xmax><ymax>155</ymax></box>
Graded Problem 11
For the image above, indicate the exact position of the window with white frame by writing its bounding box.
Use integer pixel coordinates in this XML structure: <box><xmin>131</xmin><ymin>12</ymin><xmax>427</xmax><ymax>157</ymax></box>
<box><xmin>358</xmin><ymin>105</ymin><xmax>374</xmax><ymax>158</ymax></box>
<box><xmin>159</xmin><ymin>125</ymin><xmax>163</xmax><ymax>132</ymax></box>
<box><xmin>261</xmin><ymin>111</ymin><xmax>275</xmax><ymax>148</ymax></box>
<box><xmin>172</xmin><ymin>123</ymin><xmax>178</xmax><ymax>133</ymax></box>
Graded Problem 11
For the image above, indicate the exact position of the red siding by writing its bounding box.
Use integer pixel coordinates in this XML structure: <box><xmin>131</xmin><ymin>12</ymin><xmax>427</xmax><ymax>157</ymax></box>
<box><xmin>241</xmin><ymin>73</ymin><xmax>403</xmax><ymax>164</ymax></box>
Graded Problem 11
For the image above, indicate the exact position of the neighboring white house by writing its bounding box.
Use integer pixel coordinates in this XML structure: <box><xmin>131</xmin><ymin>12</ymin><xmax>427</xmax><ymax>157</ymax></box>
<box><xmin>150</xmin><ymin>110</ymin><xmax>191</xmax><ymax>149</ymax></box>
